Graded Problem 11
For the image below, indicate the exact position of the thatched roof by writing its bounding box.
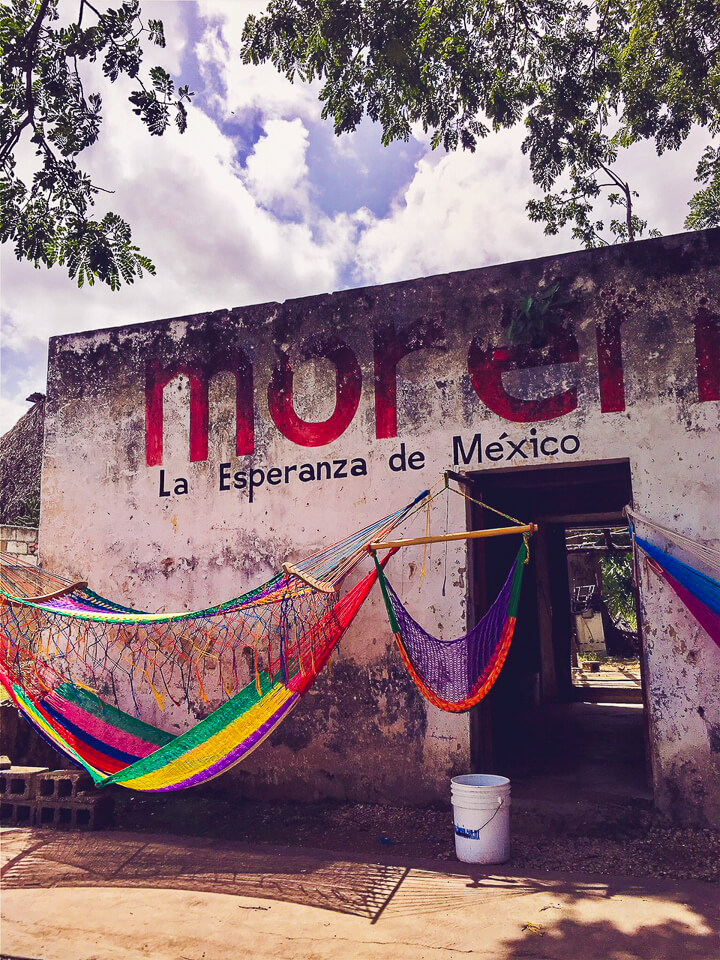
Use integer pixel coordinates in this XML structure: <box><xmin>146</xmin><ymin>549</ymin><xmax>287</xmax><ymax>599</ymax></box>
<box><xmin>0</xmin><ymin>398</ymin><xmax>45</xmax><ymax>525</ymax></box>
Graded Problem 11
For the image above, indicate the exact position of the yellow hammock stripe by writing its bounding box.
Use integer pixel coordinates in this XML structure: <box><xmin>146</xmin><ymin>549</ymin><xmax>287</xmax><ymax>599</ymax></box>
<box><xmin>116</xmin><ymin>683</ymin><xmax>294</xmax><ymax>790</ymax></box>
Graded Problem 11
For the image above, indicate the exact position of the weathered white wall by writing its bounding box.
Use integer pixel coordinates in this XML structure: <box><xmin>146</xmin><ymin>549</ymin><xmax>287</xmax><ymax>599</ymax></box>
<box><xmin>38</xmin><ymin>230</ymin><xmax>720</xmax><ymax>818</ymax></box>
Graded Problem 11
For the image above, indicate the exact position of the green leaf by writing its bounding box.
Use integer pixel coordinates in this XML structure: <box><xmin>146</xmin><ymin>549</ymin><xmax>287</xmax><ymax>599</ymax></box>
<box><xmin>0</xmin><ymin>0</ymin><xmax>192</xmax><ymax>288</ymax></box>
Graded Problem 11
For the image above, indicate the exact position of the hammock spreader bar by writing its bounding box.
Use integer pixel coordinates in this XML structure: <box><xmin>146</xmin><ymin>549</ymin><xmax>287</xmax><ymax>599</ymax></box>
<box><xmin>368</xmin><ymin>523</ymin><xmax>537</xmax><ymax>552</ymax></box>
<box><xmin>373</xmin><ymin>540</ymin><xmax>529</xmax><ymax>712</ymax></box>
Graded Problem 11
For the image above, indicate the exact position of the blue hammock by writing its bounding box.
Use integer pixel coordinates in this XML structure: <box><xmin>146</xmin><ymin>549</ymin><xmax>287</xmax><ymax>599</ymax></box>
<box><xmin>635</xmin><ymin>535</ymin><xmax>720</xmax><ymax>616</ymax></box>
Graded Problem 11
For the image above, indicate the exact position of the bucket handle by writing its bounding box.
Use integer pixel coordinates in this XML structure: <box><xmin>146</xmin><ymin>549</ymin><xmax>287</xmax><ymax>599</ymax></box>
<box><xmin>455</xmin><ymin>797</ymin><xmax>505</xmax><ymax>838</ymax></box>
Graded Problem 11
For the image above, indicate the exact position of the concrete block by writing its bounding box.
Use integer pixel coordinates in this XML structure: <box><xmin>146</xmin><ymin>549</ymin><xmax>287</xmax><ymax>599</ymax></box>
<box><xmin>0</xmin><ymin>800</ymin><xmax>34</xmax><ymax>826</ymax></box>
<box><xmin>14</xmin><ymin>528</ymin><xmax>39</xmax><ymax>543</ymax></box>
<box><xmin>0</xmin><ymin>766</ymin><xmax>50</xmax><ymax>800</ymax></box>
<box><xmin>34</xmin><ymin>796</ymin><xmax>113</xmax><ymax>830</ymax></box>
<box><xmin>4</xmin><ymin>542</ymin><xmax>21</xmax><ymax>554</ymax></box>
<box><xmin>35</xmin><ymin>770</ymin><xmax>96</xmax><ymax>801</ymax></box>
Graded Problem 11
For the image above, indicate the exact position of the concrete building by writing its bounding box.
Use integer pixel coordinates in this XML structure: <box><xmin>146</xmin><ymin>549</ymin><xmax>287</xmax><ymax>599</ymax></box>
<box><xmin>37</xmin><ymin>229</ymin><xmax>720</xmax><ymax>824</ymax></box>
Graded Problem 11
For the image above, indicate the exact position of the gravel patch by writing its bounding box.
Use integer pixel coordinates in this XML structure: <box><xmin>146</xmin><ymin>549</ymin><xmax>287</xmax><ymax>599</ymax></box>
<box><xmin>112</xmin><ymin>790</ymin><xmax>720</xmax><ymax>883</ymax></box>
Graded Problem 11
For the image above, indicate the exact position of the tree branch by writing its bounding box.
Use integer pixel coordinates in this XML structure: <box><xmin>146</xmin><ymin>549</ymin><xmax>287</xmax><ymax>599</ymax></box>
<box><xmin>0</xmin><ymin>0</ymin><xmax>52</xmax><ymax>164</ymax></box>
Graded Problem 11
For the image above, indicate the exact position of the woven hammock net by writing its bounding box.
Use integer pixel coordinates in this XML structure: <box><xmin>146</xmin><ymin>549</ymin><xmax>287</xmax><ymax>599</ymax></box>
<box><xmin>374</xmin><ymin>540</ymin><xmax>528</xmax><ymax>713</ymax></box>
<box><xmin>0</xmin><ymin>493</ymin><xmax>426</xmax><ymax>791</ymax></box>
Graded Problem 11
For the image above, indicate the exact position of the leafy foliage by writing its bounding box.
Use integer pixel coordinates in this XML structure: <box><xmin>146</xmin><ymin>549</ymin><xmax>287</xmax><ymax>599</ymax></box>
<box><xmin>601</xmin><ymin>552</ymin><xmax>637</xmax><ymax>632</ymax></box>
<box><xmin>13</xmin><ymin>493</ymin><xmax>40</xmax><ymax>526</ymax></box>
<box><xmin>0</xmin><ymin>0</ymin><xmax>192</xmax><ymax>288</ymax></box>
<box><xmin>241</xmin><ymin>0</ymin><xmax>719</xmax><ymax>245</ymax></box>
<box><xmin>686</xmin><ymin>144</ymin><xmax>720</xmax><ymax>229</ymax></box>
<box><xmin>508</xmin><ymin>281</ymin><xmax>572</xmax><ymax>346</ymax></box>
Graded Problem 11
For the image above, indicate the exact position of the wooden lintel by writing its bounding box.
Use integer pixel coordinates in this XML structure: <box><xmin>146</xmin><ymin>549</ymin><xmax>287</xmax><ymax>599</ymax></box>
<box><xmin>368</xmin><ymin>524</ymin><xmax>537</xmax><ymax>552</ymax></box>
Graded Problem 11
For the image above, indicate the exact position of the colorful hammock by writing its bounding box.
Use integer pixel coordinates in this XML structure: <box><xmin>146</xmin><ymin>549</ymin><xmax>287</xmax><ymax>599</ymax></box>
<box><xmin>627</xmin><ymin>508</ymin><xmax>720</xmax><ymax>650</ymax></box>
<box><xmin>0</xmin><ymin>493</ymin><xmax>427</xmax><ymax>791</ymax></box>
<box><xmin>373</xmin><ymin>539</ymin><xmax>529</xmax><ymax>712</ymax></box>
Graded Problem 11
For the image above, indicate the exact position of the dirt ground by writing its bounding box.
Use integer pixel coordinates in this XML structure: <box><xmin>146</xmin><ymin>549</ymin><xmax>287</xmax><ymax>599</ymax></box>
<box><xmin>108</xmin><ymin>787</ymin><xmax>720</xmax><ymax>884</ymax></box>
<box><xmin>3</xmin><ymin>827</ymin><xmax>718</xmax><ymax>960</ymax></box>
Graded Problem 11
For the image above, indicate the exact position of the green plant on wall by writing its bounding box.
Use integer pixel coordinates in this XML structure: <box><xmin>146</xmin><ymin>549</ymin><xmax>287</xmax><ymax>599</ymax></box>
<box><xmin>601</xmin><ymin>553</ymin><xmax>637</xmax><ymax>631</ymax></box>
<box><xmin>14</xmin><ymin>495</ymin><xmax>40</xmax><ymax>528</ymax></box>
<box><xmin>507</xmin><ymin>282</ymin><xmax>573</xmax><ymax>347</ymax></box>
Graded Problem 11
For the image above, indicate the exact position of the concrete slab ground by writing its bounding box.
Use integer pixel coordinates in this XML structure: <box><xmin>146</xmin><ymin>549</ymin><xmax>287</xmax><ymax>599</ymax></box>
<box><xmin>1</xmin><ymin>827</ymin><xmax>718</xmax><ymax>960</ymax></box>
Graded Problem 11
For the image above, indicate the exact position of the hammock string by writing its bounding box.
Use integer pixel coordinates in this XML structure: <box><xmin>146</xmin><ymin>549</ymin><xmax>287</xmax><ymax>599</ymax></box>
<box><xmin>0</xmin><ymin>493</ymin><xmax>427</xmax><ymax>792</ymax></box>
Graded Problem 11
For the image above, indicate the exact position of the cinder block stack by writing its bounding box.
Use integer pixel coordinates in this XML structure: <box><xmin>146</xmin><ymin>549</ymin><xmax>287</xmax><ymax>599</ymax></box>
<box><xmin>0</xmin><ymin>762</ymin><xmax>113</xmax><ymax>829</ymax></box>
<box><xmin>0</xmin><ymin>762</ymin><xmax>50</xmax><ymax>826</ymax></box>
<box><xmin>34</xmin><ymin>770</ymin><xmax>113</xmax><ymax>830</ymax></box>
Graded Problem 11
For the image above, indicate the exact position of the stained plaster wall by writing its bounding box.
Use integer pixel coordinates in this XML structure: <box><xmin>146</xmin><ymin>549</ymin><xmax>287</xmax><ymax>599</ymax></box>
<box><xmin>39</xmin><ymin>229</ymin><xmax>720</xmax><ymax>819</ymax></box>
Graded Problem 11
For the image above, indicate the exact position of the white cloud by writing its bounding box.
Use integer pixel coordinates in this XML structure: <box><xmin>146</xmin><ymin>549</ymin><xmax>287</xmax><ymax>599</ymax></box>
<box><xmin>354</xmin><ymin>123</ymin><xmax>708</xmax><ymax>287</ymax></box>
<box><xmin>355</xmin><ymin>128</ymin><xmax>573</xmax><ymax>285</ymax></box>
<box><xmin>196</xmin><ymin>1</ymin><xmax>323</xmax><ymax>124</ymax></box>
<box><xmin>245</xmin><ymin>118</ymin><xmax>311</xmax><ymax>217</ymax></box>
<box><xmin>608</xmin><ymin>128</ymin><xmax>710</xmax><ymax>235</ymax></box>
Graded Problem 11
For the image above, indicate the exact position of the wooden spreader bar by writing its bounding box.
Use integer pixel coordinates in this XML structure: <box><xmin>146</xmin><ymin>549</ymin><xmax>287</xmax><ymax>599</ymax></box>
<box><xmin>282</xmin><ymin>563</ymin><xmax>336</xmax><ymax>594</ymax></box>
<box><xmin>368</xmin><ymin>523</ymin><xmax>537</xmax><ymax>552</ymax></box>
<box><xmin>10</xmin><ymin>582</ymin><xmax>88</xmax><ymax>603</ymax></box>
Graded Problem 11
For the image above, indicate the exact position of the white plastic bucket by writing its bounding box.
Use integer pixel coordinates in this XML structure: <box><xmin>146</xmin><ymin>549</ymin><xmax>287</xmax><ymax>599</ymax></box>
<box><xmin>451</xmin><ymin>774</ymin><xmax>511</xmax><ymax>864</ymax></box>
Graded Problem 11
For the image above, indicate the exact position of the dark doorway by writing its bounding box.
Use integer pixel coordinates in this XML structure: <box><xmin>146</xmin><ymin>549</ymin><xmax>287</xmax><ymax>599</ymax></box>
<box><xmin>566</xmin><ymin>523</ymin><xmax>642</xmax><ymax>703</ymax></box>
<box><xmin>464</xmin><ymin>460</ymin><xmax>651</xmax><ymax>802</ymax></box>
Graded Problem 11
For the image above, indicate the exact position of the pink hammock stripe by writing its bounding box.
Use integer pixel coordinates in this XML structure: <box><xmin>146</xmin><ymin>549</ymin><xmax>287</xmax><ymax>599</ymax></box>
<box><xmin>42</xmin><ymin>690</ymin><xmax>160</xmax><ymax>759</ymax></box>
<box><xmin>649</xmin><ymin>559</ymin><xmax>720</xmax><ymax>649</ymax></box>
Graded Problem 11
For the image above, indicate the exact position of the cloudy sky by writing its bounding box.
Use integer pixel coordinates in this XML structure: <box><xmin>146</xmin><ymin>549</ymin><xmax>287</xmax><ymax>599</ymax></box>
<box><xmin>0</xmin><ymin>0</ymin><xmax>707</xmax><ymax>434</ymax></box>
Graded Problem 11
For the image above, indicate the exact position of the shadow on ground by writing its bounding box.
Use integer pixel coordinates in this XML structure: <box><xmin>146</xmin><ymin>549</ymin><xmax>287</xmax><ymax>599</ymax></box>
<box><xmin>1</xmin><ymin>828</ymin><xmax>718</xmax><ymax>958</ymax></box>
<box><xmin>497</xmin><ymin>914</ymin><xmax>718</xmax><ymax>960</ymax></box>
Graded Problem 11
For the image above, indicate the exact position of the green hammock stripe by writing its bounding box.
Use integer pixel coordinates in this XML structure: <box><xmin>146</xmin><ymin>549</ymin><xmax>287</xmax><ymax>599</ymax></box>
<box><xmin>373</xmin><ymin>552</ymin><xmax>401</xmax><ymax>635</ymax></box>
<box><xmin>508</xmin><ymin>541</ymin><xmax>528</xmax><ymax>617</ymax></box>
<box><xmin>22</xmin><ymin>575</ymin><xmax>286</xmax><ymax>625</ymax></box>
<box><xmin>54</xmin><ymin>682</ymin><xmax>175</xmax><ymax>747</ymax></box>
<box><xmin>99</xmin><ymin>671</ymin><xmax>275</xmax><ymax>786</ymax></box>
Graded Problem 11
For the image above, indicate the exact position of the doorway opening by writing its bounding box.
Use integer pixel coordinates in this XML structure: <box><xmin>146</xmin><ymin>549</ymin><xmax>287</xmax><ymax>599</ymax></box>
<box><xmin>464</xmin><ymin>460</ymin><xmax>651</xmax><ymax>805</ymax></box>
<box><xmin>566</xmin><ymin>523</ymin><xmax>642</xmax><ymax>703</ymax></box>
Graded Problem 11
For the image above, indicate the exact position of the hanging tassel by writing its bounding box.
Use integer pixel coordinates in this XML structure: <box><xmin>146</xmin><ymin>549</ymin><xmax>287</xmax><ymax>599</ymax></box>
<box><xmin>442</xmin><ymin>492</ymin><xmax>450</xmax><ymax>596</ymax></box>
<box><xmin>194</xmin><ymin>661</ymin><xmax>209</xmax><ymax>704</ymax></box>
<box><xmin>144</xmin><ymin>669</ymin><xmax>167</xmax><ymax>710</ymax></box>
<box><xmin>420</xmin><ymin>498</ymin><xmax>432</xmax><ymax>583</ymax></box>
<box><xmin>297</xmin><ymin>633</ymin><xmax>307</xmax><ymax>677</ymax></box>
<box><xmin>254</xmin><ymin>646</ymin><xmax>262</xmax><ymax>694</ymax></box>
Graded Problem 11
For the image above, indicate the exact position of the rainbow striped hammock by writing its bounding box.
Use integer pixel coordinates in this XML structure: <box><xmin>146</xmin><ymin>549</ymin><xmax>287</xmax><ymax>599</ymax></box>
<box><xmin>0</xmin><ymin>494</ymin><xmax>426</xmax><ymax>792</ymax></box>
<box><xmin>627</xmin><ymin>507</ymin><xmax>720</xmax><ymax>650</ymax></box>
<box><xmin>373</xmin><ymin>539</ymin><xmax>529</xmax><ymax>713</ymax></box>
